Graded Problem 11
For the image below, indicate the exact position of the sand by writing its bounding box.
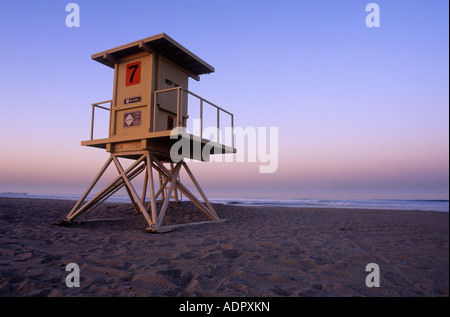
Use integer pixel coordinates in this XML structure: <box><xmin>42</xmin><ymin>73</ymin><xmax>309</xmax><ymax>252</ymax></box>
<box><xmin>0</xmin><ymin>197</ymin><xmax>448</xmax><ymax>297</ymax></box>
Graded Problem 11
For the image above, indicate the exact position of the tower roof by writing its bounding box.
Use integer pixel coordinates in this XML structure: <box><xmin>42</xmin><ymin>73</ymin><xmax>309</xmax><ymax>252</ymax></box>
<box><xmin>91</xmin><ymin>33</ymin><xmax>215</xmax><ymax>78</ymax></box>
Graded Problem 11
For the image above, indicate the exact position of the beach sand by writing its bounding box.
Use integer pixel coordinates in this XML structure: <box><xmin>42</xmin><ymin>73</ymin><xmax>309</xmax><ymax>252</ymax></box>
<box><xmin>0</xmin><ymin>197</ymin><xmax>448</xmax><ymax>297</ymax></box>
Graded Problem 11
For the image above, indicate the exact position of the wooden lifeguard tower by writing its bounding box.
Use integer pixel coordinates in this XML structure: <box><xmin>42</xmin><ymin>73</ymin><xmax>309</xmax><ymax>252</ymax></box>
<box><xmin>61</xmin><ymin>33</ymin><xmax>235</xmax><ymax>233</ymax></box>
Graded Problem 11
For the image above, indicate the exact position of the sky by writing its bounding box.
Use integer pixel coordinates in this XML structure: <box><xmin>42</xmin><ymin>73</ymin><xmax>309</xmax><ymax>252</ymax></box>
<box><xmin>0</xmin><ymin>0</ymin><xmax>448</xmax><ymax>200</ymax></box>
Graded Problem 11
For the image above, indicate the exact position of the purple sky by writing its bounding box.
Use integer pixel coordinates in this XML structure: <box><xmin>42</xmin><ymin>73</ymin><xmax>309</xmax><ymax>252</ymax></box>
<box><xmin>0</xmin><ymin>0</ymin><xmax>448</xmax><ymax>200</ymax></box>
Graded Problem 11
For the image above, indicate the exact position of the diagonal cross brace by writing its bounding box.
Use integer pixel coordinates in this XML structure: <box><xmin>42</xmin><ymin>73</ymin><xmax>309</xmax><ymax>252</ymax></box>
<box><xmin>62</xmin><ymin>151</ymin><xmax>221</xmax><ymax>232</ymax></box>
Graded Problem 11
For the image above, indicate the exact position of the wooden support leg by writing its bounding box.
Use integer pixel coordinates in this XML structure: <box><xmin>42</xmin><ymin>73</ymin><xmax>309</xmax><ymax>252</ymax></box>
<box><xmin>67</xmin><ymin>157</ymin><xmax>113</xmax><ymax>218</ymax></box>
<box><xmin>171</xmin><ymin>162</ymin><xmax>181</xmax><ymax>203</ymax></box>
<box><xmin>182</xmin><ymin>162</ymin><xmax>219</xmax><ymax>220</ymax></box>
<box><xmin>156</xmin><ymin>161</ymin><xmax>183</xmax><ymax>228</ymax></box>
<box><xmin>112</xmin><ymin>156</ymin><xmax>140</xmax><ymax>215</ymax></box>
<box><xmin>81</xmin><ymin>163</ymin><xmax>146</xmax><ymax>216</ymax></box>
<box><xmin>151</xmin><ymin>157</ymin><xmax>219</xmax><ymax>222</ymax></box>
<box><xmin>155</xmin><ymin>176</ymin><xmax>170</xmax><ymax>201</ymax></box>
<box><xmin>112</xmin><ymin>155</ymin><xmax>155</xmax><ymax>229</ymax></box>
<box><xmin>65</xmin><ymin>154</ymin><xmax>147</xmax><ymax>223</ymax></box>
<box><xmin>141</xmin><ymin>166</ymin><xmax>148</xmax><ymax>207</ymax></box>
<box><xmin>145</xmin><ymin>153</ymin><xmax>158</xmax><ymax>227</ymax></box>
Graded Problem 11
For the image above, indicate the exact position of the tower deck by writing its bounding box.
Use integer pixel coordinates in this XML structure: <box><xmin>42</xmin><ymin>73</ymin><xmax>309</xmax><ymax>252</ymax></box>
<box><xmin>81</xmin><ymin>128</ymin><xmax>235</xmax><ymax>162</ymax></box>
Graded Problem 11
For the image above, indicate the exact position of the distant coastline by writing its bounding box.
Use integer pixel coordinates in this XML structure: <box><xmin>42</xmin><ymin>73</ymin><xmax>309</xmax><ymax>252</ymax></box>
<box><xmin>1</xmin><ymin>192</ymin><xmax>448</xmax><ymax>212</ymax></box>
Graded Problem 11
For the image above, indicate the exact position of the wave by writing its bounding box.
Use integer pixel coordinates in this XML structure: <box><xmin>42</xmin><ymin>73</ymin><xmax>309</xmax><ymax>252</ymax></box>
<box><xmin>210</xmin><ymin>198</ymin><xmax>449</xmax><ymax>212</ymax></box>
<box><xmin>1</xmin><ymin>192</ymin><xmax>448</xmax><ymax>212</ymax></box>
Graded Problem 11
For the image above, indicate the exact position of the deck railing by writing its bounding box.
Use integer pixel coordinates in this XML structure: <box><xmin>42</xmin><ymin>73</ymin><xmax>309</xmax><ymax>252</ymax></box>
<box><xmin>88</xmin><ymin>89</ymin><xmax>235</xmax><ymax>149</ymax></box>
<box><xmin>154</xmin><ymin>87</ymin><xmax>234</xmax><ymax>149</ymax></box>
<box><xmin>90</xmin><ymin>100</ymin><xmax>111</xmax><ymax>140</ymax></box>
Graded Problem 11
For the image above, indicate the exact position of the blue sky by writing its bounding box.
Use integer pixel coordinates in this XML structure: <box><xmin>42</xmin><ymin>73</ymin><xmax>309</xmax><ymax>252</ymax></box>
<box><xmin>0</xmin><ymin>0</ymin><xmax>448</xmax><ymax>199</ymax></box>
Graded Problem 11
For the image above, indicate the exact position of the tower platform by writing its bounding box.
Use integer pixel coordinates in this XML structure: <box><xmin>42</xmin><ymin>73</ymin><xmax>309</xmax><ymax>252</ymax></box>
<box><xmin>81</xmin><ymin>127</ymin><xmax>235</xmax><ymax>162</ymax></box>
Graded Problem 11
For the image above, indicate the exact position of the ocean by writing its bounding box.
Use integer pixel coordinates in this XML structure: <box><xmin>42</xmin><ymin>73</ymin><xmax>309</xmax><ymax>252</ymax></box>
<box><xmin>0</xmin><ymin>192</ymin><xmax>448</xmax><ymax>212</ymax></box>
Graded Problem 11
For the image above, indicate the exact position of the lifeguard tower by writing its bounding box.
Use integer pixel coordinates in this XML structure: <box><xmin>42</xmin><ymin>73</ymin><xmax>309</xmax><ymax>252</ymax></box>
<box><xmin>61</xmin><ymin>33</ymin><xmax>235</xmax><ymax>233</ymax></box>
